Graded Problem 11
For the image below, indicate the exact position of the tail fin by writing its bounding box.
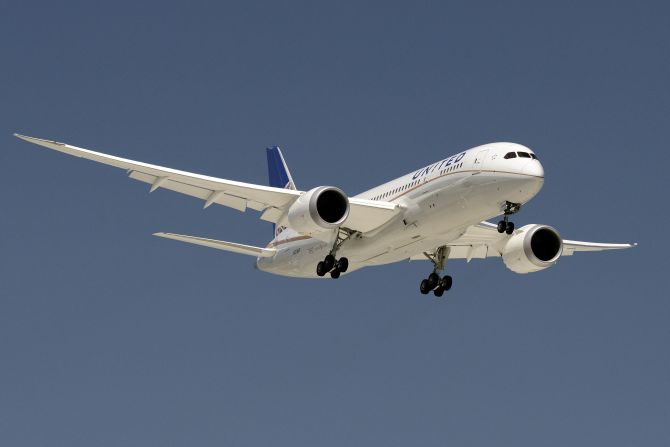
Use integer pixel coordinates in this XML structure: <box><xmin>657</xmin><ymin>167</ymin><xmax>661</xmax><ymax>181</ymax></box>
<box><xmin>266</xmin><ymin>146</ymin><xmax>296</xmax><ymax>238</ymax></box>
<box><xmin>266</xmin><ymin>146</ymin><xmax>296</xmax><ymax>190</ymax></box>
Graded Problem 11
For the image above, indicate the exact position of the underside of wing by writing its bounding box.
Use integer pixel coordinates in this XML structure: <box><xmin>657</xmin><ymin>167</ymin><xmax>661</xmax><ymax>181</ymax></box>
<box><xmin>411</xmin><ymin>221</ymin><xmax>636</xmax><ymax>262</ymax></box>
<box><xmin>153</xmin><ymin>232</ymin><xmax>276</xmax><ymax>257</ymax></box>
<box><xmin>345</xmin><ymin>198</ymin><xmax>400</xmax><ymax>233</ymax></box>
<box><xmin>561</xmin><ymin>240</ymin><xmax>637</xmax><ymax>255</ymax></box>
<box><xmin>409</xmin><ymin>221</ymin><xmax>508</xmax><ymax>262</ymax></box>
<box><xmin>17</xmin><ymin>133</ymin><xmax>404</xmax><ymax>236</ymax></box>
<box><xmin>15</xmin><ymin>134</ymin><xmax>301</xmax><ymax>219</ymax></box>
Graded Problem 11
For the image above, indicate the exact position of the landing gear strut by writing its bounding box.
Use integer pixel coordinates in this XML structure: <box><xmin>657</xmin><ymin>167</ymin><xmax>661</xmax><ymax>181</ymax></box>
<box><xmin>497</xmin><ymin>201</ymin><xmax>521</xmax><ymax>235</ymax></box>
<box><xmin>316</xmin><ymin>230</ymin><xmax>355</xmax><ymax>279</ymax></box>
<box><xmin>419</xmin><ymin>246</ymin><xmax>453</xmax><ymax>297</ymax></box>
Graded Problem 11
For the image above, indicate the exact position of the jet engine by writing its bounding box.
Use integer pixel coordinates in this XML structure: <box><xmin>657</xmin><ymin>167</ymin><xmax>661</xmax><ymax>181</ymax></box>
<box><xmin>287</xmin><ymin>186</ymin><xmax>350</xmax><ymax>235</ymax></box>
<box><xmin>502</xmin><ymin>224</ymin><xmax>563</xmax><ymax>274</ymax></box>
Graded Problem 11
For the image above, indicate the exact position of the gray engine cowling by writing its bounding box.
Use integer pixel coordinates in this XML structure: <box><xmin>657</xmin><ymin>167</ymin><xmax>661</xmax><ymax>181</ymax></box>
<box><xmin>287</xmin><ymin>186</ymin><xmax>350</xmax><ymax>235</ymax></box>
<box><xmin>502</xmin><ymin>224</ymin><xmax>563</xmax><ymax>273</ymax></box>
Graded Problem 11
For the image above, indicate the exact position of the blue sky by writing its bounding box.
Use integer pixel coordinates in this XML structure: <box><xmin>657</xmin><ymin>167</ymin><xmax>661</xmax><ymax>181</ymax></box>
<box><xmin>1</xmin><ymin>1</ymin><xmax>668</xmax><ymax>446</ymax></box>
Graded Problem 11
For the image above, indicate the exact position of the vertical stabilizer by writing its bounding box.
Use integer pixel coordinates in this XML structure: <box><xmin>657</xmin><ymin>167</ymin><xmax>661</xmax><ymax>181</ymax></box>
<box><xmin>266</xmin><ymin>146</ymin><xmax>297</xmax><ymax>238</ymax></box>
<box><xmin>266</xmin><ymin>146</ymin><xmax>296</xmax><ymax>190</ymax></box>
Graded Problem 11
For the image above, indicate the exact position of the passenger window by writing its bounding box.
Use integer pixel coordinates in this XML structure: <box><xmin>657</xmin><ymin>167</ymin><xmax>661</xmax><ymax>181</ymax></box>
<box><xmin>518</xmin><ymin>152</ymin><xmax>531</xmax><ymax>158</ymax></box>
<box><xmin>504</xmin><ymin>152</ymin><xmax>517</xmax><ymax>159</ymax></box>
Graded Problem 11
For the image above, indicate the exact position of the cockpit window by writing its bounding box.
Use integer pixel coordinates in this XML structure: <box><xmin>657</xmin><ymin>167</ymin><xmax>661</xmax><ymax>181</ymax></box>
<box><xmin>530</xmin><ymin>153</ymin><xmax>538</xmax><ymax>160</ymax></box>
<box><xmin>504</xmin><ymin>152</ymin><xmax>517</xmax><ymax>159</ymax></box>
<box><xmin>517</xmin><ymin>152</ymin><xmax>531</xmax><ymax>158</ymax></box>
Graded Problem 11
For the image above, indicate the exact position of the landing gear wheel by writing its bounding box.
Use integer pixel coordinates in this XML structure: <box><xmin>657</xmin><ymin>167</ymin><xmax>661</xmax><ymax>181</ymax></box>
<box><xmin>441</xmin><ymin>275</ymin><xmax>453</xmax><ymax>291</ymax></box>
<box><xmin>330</xmin><ymin>269</ymin><xmax>341</xmax><ymax>279</ymax></box>
<box><xmin>420</xmin><ymin>279</ymin><xmax>431</xmax><ymax>295</ymax></box>
<box><xmin>316</xmin><ymin>261</ymin><xmax>327</xmax><ymax>277</ymax></box>
<box><xmin>336</xmin><ymin>257</ymin><xmax>349</xmax><ymax>273</ymax></box>
<box><xmin>428</xmin><ymin>272</ymin><xmax>440</xmax><ymax>289</ymax></box>
<box><xmin>499</xmin><ymin>201</ymin><xmax>521</xmax><ymax>235</ymax></box>
<box><xmin>323</xmin><ymin>254</ymin><xmax>335</xmax><ymax>272</ymax></box>
<box><xmin>419</xmin><ymin>246</ymin><xmax>453</xmax><ymax>296</ymax></box>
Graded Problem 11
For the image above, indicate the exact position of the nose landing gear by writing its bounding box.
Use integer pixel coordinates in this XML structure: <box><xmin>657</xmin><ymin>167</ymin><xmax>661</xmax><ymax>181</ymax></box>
<box><xmin>497</xmin><ymin>201</ymin><xmax>521</xmax><ymax>235</ymax></box>
<box><xmin>419</xmin><ymin>246</ymin><xmax>453</xmax><ymax>297</ymax></box>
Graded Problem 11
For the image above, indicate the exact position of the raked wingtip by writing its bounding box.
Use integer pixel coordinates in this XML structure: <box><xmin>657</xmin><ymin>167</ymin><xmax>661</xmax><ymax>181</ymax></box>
<box><xmin>14</xmin><ymin>134</ymin><xmax>64</xmax><ymax>146</ymax></box>
<box><xmin>153</xmin><ymin>232</ymin><xmax>178</xmax><ymax>240</ymax></box>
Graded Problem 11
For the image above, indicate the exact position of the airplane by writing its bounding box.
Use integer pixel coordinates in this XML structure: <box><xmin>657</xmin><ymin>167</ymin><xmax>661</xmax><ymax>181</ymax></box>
<box><xmin>15</xmin><ymin>134</ymin><xmax>635</xmax><ymax>296</ymax></box>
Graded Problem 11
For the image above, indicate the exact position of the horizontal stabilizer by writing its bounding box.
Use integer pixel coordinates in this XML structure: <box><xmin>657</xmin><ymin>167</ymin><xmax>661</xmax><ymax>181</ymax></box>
<box><xmin>153</xmin><ymin>232</ymin><xmax>276</xmax><ymax>257</ymax></box>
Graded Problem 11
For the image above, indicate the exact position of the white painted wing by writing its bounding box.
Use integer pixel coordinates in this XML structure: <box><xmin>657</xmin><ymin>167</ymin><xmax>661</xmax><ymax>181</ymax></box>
<box><xmin>345</xmin><ymin>198</ymin><xmax>399</xmax><ymax>233</ymax></box>
<box><xmin>15</xmin><ymin>134</ymin><xmax>399</xmax><ymax>233</ymax></box>
<box><xmin>16</xmin><ymin>134</ymin><xmax>300</xmax><ymax>215</ymax></box>
<box><xmin>154</xmin><ymin>232</ymin><xmax>276</xmax><ymax>257</ymax></box>
<box><xmin>411</xmin><ymin>221</ymin><xmax>636</xmax><ymax>261</ymax></box>
<box><xmin>561</xmin><ymin>240</ymin><xmax>637</xmax><ymax>256</ymax></box>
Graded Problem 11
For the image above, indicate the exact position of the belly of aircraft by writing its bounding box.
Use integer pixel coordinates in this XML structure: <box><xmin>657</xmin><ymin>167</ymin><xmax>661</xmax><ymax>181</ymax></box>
<box><xmin>258</xmin><ymin>171</ymin><xmax>542</xmax><ymax>278</ymax></box>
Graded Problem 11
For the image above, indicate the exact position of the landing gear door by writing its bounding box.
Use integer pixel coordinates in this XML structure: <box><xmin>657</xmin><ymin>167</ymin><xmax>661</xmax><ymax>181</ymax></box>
<box><xmin>472</xmin><ymin>149</ymin><xmax>489</xmax><ymax>171</ymax></box>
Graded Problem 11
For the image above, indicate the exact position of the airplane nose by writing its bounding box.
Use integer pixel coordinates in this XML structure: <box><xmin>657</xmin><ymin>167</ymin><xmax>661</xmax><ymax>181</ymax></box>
<box><xmin>522</xmin><ymin>160</ymin><xmax>544</xmax><ymax>178</ymax></box>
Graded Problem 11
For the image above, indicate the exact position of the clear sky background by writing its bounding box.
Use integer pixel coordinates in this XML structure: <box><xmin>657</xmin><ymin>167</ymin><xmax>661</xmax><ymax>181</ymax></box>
<box><xmin>1</xmin><ymin>1</ymin><xmax>668</xmax><ymax>446</ymax></box>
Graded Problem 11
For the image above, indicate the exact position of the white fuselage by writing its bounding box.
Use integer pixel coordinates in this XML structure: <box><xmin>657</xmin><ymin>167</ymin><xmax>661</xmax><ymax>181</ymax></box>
<box><xmin>256</xmin><ymin>142</ymin><xmax>545</xmax><ymax>277</ymax></box>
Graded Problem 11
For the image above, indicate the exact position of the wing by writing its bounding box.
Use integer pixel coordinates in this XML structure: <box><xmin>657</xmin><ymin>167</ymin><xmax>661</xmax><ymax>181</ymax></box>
<box><xmin>16</xmin><ymin>134</ymin><xmax>300</xmax><ymax>213</ymax></box>
<box><xmin>345</xmin><ymin>198</ymin><xmax>399</xmax><ymax>233</ymax></box>
<box><xmin>560</xmin><ymin>239</ymin><xmax>638</xmax><ymax>255</ymax></box>
<box><xmin>411</xmin><ymin>221</ymin><xmax>636</xmax><ymax>261</ymax></box>
<box><xmin>153</xmin><ymin>232</ymin><xmax>276</xmax><ymax>257</ymax></box>
<box><xmin>15</xmin><ymin>134</ymin><xmax>398</xmax><ymax>233</ymax></box>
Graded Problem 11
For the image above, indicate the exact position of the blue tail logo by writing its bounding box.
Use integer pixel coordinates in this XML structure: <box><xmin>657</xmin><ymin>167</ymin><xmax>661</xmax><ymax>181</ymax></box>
<box><xmin>266</xmin><ymin>146</ymin><xmax>296</xmax><ymax>237</ymax></box>
<box><xmin>266</xmin><ymin>146</ymin><xmax>296</xmax><ymax>191</ymax></box>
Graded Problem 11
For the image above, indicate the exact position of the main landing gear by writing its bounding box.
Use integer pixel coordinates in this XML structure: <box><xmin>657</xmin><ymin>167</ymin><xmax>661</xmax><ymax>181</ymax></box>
<box><xmin>316</xmin><ymin>254</ymin><xmax>348</xmax><ymax>278</ymax></box>
<box><xmin>316</xmin><ymin>229</ymin><xmax>356</xmax><ymax>279</ymax></box>
<box><xmin>419</xmin><ymin>246</ymin><xmax>453</xmax><ymax>297</ymax></box>
<box><xmin>497</xmin><ymin>201</ymin><xmax>521</xmax><ymax>235</ymax></box>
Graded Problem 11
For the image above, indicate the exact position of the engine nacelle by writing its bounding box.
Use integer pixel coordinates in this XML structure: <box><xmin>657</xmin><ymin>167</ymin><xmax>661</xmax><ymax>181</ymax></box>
<box><xmin>502</xmin><ymin>224</ymin><xmax>563</xmax><ymax>274</ymax></box>
<box><xmin>287</xmin><ymin>186</ymin><xmax>350</xmax><ymax>235</ymax></box>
